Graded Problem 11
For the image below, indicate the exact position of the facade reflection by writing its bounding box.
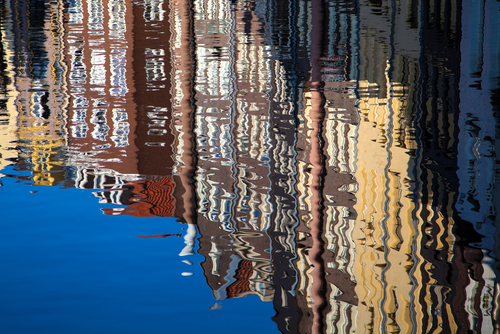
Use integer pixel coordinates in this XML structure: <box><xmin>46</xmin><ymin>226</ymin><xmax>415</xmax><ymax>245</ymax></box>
<box><xmin>3</xmin><ymin>0</ymin><xmax>69</xmax><ymax>185</ymax></box>
<box><xmin>1</xmin><ymin>0</ymin><xmax>500</xmax><ymax>333</ymax></box>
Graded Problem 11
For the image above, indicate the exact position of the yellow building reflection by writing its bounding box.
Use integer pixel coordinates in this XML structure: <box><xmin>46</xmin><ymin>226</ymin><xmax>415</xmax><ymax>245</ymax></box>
<box><xmin>354</xmin><ymin>69</ymin><xmax>420</xmax><ymax>333</ymax></box>
<box><xmin>0</xmin><ymin>2</ymin><xmax>18</xmax><ymax>177</ymax></box>
<box><xmin>7</xmin><ymin>0</ymin><xmax>69</xmax><ymax>186</ymax></box>
<box><xmin>352</xmin><ymin>41</ymin><xmax>464</xmax><ymax>333</ymax></box>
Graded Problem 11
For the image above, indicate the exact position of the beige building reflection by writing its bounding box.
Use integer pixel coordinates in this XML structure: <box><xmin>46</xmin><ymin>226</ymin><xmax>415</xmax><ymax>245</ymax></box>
<box><xmin>351</xmin><ymin>1</ymin><xmax>496</xmax><ymax>333</ymax></box>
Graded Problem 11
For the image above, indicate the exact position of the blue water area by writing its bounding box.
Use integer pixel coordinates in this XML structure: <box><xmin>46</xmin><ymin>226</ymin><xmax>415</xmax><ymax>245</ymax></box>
<box><xmin>0</xmin><ymin>168</ymin><xmax>277</xmax><ymax>334</ymax></box>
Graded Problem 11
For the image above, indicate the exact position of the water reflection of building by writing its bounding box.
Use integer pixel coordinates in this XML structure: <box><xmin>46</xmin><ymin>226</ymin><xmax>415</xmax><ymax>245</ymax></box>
<box><xmin>62</xmin><ymin>0</ymin><xmax>196</xmax><ymax>223</ymax></box>
<box><xmin>64</xmin><ymin>0</ymin><xmax>138</xmax><ymax>175</ymax></box>
<box><xmin>188</xmin><ymin>0</ymin><xmax>363</xmax><ymax>332</ymax></box>
<box><xmin>413</xmin><ymin>2</ymin><xmax>496</xmax><ymax>332</ymax></box>
<box><xmin>0</xmin><ymin>0</ymin><xmax>197</xmax><ymax>236</ymax></box>
<box><xmin>191</xmin><ymin>0</ymin><xmax>276</xmax><ymax>302</ymax></box>
<box><xmin>352</xmin><ymin>1</ymin><xmax>500</xmax><ymax>333</ymax></box>
<box><xmin>5</xmin><ymin>0</ymin><xmax>69</xmax><ymax>185</ymax></box>
<box><xmin>0</xmin><ymin>2</ymin><xmax>18</xmax><ymax>177</ymax></box>
<box><xmin>456</xmin><ymin>0</ymin><xmax>500</xmax><ymax>332</ymax></box>
<box><xmin>1</xmin><ymin>0</ymin><xmax>499</xmax><ymax>332</ymax></box>
<box><xmin>353</xmin><ymin>2</ymin><xmax>421</xmax><ymax>331</ymax></box>
<box><xmin>291</xmin><ymin>1</ymin><xmax>360</xmax><ymax>333</ymax></box>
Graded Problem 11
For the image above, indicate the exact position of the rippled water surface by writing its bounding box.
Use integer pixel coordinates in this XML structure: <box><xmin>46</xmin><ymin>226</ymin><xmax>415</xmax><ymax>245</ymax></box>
<box><xmin>1</xmin><ymin>0</ymin><xmax>500</xmax><ymax>333</ymax></box>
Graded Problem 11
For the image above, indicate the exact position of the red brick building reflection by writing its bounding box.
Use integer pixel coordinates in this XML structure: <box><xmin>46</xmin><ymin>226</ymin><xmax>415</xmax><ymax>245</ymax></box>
<box><xmin>100</xmin><ymin>177</ymin><xmax>176</xmax><ymax>217</ymax></box>
<box><xmin>64</xmin><ymin>0</ymin><xmax>194</xmax><ymax>221</ymax></box>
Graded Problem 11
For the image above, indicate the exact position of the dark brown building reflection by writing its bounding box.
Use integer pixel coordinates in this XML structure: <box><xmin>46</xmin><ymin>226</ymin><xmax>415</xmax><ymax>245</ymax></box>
<box><xmin>188</xmin><ymin>0</ymin><xmax>361</xmax><ymax>332</ymax></box>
